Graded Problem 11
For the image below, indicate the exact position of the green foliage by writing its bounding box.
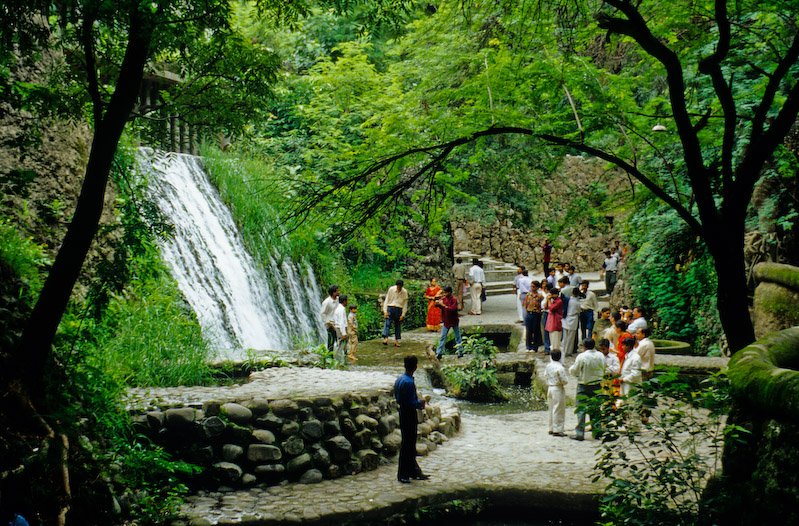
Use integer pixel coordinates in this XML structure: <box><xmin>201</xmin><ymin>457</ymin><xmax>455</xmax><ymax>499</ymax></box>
<box><xmin>624</xmin><ymin>202</ymin><xmax>723</xmax><ymax>353</ymax></box>
<box><xmin>442</xmin><ymin>334</ymin><xmax>505</xmax><ymax>402</ymax></box>
<box><xmin>592</xmin><ymin>370</ymin><xmax>746</xmax><ymax>526</ymax></box>
<box><xmin>309</xmin><ymin>343</ymin><xmax>346</xmax><ymax>370</ymax></box>
<box><xmin>109</xmin><ymin>440</ymin><xmax>201</xmax><ymax>525</ymax></box>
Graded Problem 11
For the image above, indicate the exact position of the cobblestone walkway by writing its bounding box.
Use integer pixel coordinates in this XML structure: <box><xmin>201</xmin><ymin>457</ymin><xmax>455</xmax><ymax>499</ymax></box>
<box><xmin>180</xmin><ymin>409</ymin><xmax>601</xmax><ymax>525</ymax></box>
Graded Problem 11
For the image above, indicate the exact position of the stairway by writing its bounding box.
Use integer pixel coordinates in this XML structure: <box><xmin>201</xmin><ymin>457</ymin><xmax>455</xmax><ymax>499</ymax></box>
<box><xmin>454</xmin><ymin>252</ymin><xmax>607</xmax><ymax>297</ymax></box>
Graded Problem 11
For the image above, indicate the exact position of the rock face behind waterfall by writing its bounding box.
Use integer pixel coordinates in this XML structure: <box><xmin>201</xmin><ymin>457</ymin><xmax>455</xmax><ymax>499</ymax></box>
<box><xmin>137</xmin><ymin>148</ymin><xmax>324</xmax><ymax>359</ymax></box>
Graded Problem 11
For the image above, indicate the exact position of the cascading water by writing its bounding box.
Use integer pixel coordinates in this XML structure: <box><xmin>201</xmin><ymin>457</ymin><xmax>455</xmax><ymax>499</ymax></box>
<box><xmin>137</xmin><ymin>148</ymin><xmax>325</xmax><ymax>360</ymax></box>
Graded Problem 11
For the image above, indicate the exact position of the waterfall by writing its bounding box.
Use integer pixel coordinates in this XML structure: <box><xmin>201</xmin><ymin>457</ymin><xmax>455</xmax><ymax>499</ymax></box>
<box><xmin>136</xmin><ymin>148</ymin><xmax>324</xmax><ymax>359</ymax></box>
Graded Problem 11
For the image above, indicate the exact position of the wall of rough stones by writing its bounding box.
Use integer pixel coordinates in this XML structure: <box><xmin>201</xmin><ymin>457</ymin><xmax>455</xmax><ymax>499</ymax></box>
<box><xmin>131</xmin><ymin>391</ymin><xmax>460</xmax><ymax>489</ymax></box>
<box><xmin>449</xmin><ymin>155</ymin><xmax>630</xmax><ymax>274</ymax></box>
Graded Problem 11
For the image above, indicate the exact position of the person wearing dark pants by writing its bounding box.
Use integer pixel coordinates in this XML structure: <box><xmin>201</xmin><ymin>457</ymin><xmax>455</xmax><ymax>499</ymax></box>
<box><xmin>569</xmin><ymin>339</ymin><xmax>606</xmax><ymax>441</ymax></box>
<box><xmin>321</xmin><ymin>285</ymin><xmax>340</xmax><ymax>353</ymax></box>
<box><xmin>522</xmin><ymin>282</ymin><xmax>543</xmax><ymax>351</ymax></box>
<box><xmin>382</xmin><ymin>279</ymin><xmax>409</xmax><ymax>346</ymax></box>
<box><xmin>395</xmin><ymin>355</ymin><xmax>428</xmax><ymax>483</ymax></box>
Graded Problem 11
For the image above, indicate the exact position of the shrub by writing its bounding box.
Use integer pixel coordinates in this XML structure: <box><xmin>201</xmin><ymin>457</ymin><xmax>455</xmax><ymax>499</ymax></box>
<box><xmin>442</xmin><ymin>334</ymin><xmax>505</xmax><ymax>402</ymax></box>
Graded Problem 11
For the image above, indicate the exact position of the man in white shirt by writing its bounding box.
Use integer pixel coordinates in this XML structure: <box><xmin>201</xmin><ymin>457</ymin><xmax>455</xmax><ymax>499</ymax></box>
<box><xmin>452</xmin><ymin>258</ymin><xmax>467</xmax><ymax>310</ymax></box>
<box><xmin>578</xmin><ymin>281</ymin><xmax>598</xmax><ymax>341</ymax></box>
<box><xmin>567</xmin><ymin>266</ymin><xmax>583</xmax><ymax>287</ymax></box>
<box><xmin>321</xmin><ymin>285</ymin><xmax>340</xmax><ymax>352</ymax></box>
<box><xmin>619</xmin><ymin>337</ymin><xmax>643</xmax><ymax>399</ymax></box>
<box><xmin>545</xmin><ymin>349</ymin><xmax>569</xmax><ymax>436</ymax></box>
<box><xmin>635</xmin><ymin>326</ymin><xmax>656</xmax><ymax>381</ymax></box>
<box><xmin>382</xmin><ymin>279</ymin><xmax>409</xmax><ymax>346</ymax></box>
<box><xmin>517</xmin><ymin>269</ymin><xmax>532</xmax><ymax>323</ymax></box>
<box><xmin>468</xmin><ymin>259</ymin><xmax>485</xmax><ymax>315</ymax></box>
<box><xmin>569</xmin><ymin>339</ymin><xmax>606</xmax><ymax>440</ymax></box>
<box><xmin>554</xmin><ymin>262</ymin><xmax>566</xmax><ymax>283</ymax></box>
<box><xmin>627</xmin><ymin>306</ymin><xmax>648</xmax><ymax>335</ymax></box>
<box><xmin>334</xmin><ymin>295</ymin><xmax>349</xmax><ymax>363</ymax></box>
<box><xmin>601</xmin><ymin>250</ymin><xmax>618</xmax><ymax>295</ymax></box>
<box><xmin>513</xmin><ymin>266</ymin><xmax>525</xmax><ymax>322</ymax></box>
<box><xmin>561</xmin><ymin>287</ymin><xmax>581</xmax><ymax>357</ymax></box>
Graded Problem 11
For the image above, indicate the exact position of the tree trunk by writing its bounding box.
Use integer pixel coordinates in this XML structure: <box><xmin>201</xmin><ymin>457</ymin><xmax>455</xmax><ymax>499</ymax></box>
<box><xmin>707</xmin><ymin>223</ymin><xmax>756</xmax><ymax>353</ymax></box>
<box><xmin>13</xmin><ymin>12</ymin><xmax>154</xmax><ymax>400</ymax></box>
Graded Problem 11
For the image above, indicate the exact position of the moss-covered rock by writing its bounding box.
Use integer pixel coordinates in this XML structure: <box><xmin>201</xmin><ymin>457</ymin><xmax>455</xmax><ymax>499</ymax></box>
<box><xmin>753</xmin><ymin>263</ymin><xmax>799</xmax><ymax>339</ymax></box>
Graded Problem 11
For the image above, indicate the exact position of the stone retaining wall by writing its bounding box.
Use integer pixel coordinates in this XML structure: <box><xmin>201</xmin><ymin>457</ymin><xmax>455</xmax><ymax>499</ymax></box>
<box><xmin>130</xmin><ymin>389</ymin><xmax>461</xmax><ymax>489</ymax></box>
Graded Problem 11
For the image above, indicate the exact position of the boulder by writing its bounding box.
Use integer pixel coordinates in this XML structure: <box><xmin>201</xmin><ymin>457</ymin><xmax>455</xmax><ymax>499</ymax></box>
<box><xmin>255</xmin><ymin>413</ymin><xmax>283</xmax><ymax>432</ymax></box>
<box><xmin>221</xmin><ymin>444</ymin><xmax>245</xmax><ymax>462</ymax></box>
<box><xmin>415</xmin><ymin>443</ymin><xmax>429</xmax><ymax>456</ymax></box>
<box><xmin>281</xmin><ymin>421</ymin><xmax>300</xmax><ymax>437</ymax></box>
<box><xmin>301</xmin><ymin>420</ymin><xmax>324</xmax><ymax>441</ymax></box>
<box><xmin>212</xmin><ymin>462</ymin><xmax>242</xmax><ymax>485</ymax></box>
<box><xmin>352</xmin><ymin>429</ymin><xmax>373</xmax><ymax>449</ymax></box>
<box><xmin>202</xmin><ymin>402</ymin><xmax>221</xmax><ymax>417</ymax></box>
<box><xmin>199</xmin><ymin>417</ymin><xmax>226</xmax><ymax>440</ymax></box>
<box><xmin>324</xmin><ymin>436</ymin><xmax>352</xmax><ymax>463</ymax></box>
<box><xmin>325</xmin><ymin>464</ymin><xmax>342</xmax><ymax>479</ymax></box>
<box><xmin>287</xmin><ymin>453</ymin><xmax>312</xmax><ymax>475</ymax></box>
<box><xmin>314</xmin><ymin>406</ymin><xmax>336</xmax><ymax>421</ymax></box>
<box><xmin>355</xmin><ymin>449</ymin><xmax>379</xmax><ymax>471</ymax></box>
<box><xmin>340</xmin><ymin>417</ymin><xmax>357</xmax><ymax>437</ymax></box>
<box><xmin>247</xmin><ymin>399</ymin><xmax>271</xmax><ymax>417</ymax></box>
<box><xmin>254</xmin><ymin>463</ymin><xmax>285</xmax><ymax>482</ymax></box>
<box><xmin>146</xmin><ymin>411</ymin><xmax>165</xmax><ymax>430</ymax></box>
<box><xmin>165</xmin><ymin>408</ymin><xmax>196</xmax><ymax>429</ymax></box>
<box><xmin>377</xmin><ymin>415</ymin><xmax>397</xmax><ymax>436</ymax></box>
<box><xmin>221</xmin><ymin>403</ymin><xmax>253</xmax><ymax>425</ymax></box>
<box><xmin>355</xmin><ymin>414</ymin><xmax>378</xmax><ymax>430</ymax></box>
<box><xmin>323</xmin><ymin>420</ymin><xmax>341</xmax><ymax>437</ymax></box>
<box><xmin>184</xmin><ymin>445</ymin><xmax>213</xmax><ymax>465</ymax></box>
<box><xmin>282</xmin><ymin>436</ymin><xmax>305</xmax><ymax>456</ymax></box>
<box><xmin>251</xmin><ymin>429</ymin><xmax>276</xmax><ymax>444</ymax></box>
<box><xmin>270</xmin><ymin>399</ymin><xmax>300</xmax><ymax>418</ymax></box>
<box><xmin>298</xmin><ymin>469</ymin><xmax>323</xmax><ymax>484</ymax></box>
<box><xmin>247</xmin><ymin>444</ymin><xmax>282</xmax><ymax>463</ymax></box>
<box><xmin>310</xmin><ymin>444</ymin><xmax>331</xmax><ymax>468</ymax></box>
<box><xmin>382</xmin><ymin>432</ymin><xmax>402</xmax><ymax>455</ymax></box>
<box><xmin>343</xmin><ymin>459</ymin><xmax>362</xmax><ymax>475</ymax></box>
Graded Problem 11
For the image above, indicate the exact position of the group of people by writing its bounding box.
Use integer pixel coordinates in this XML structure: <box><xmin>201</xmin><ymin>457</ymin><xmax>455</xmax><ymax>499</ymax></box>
<box><xmin>545</xmin><ymin>321</ymin><xmax>655</xmax><ymax>440</ymax></box>
<box><xmin>320</xmin><ymin>285</ymin><xmax>360</xmax><ymax>363</ymax></box>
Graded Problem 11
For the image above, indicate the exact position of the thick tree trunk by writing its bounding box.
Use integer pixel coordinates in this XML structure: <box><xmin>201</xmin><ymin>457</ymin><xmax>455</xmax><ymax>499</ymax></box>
<box><xmin>706</xmin><ymin>222</ymin><xmax>756</xmax><ymax>354</ymax></box>
<box><xmin>13</xmin><ymin>13</ymin><xmax>153</xmax><ymax>400</ymax></box>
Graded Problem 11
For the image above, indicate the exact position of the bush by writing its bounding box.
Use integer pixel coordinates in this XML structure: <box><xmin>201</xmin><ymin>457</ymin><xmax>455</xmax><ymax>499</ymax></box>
<box><xmin>442</xmin><ymin>334</ymin><xmax>505</xmax><ymax>402</ymax></box>
<box><xmin>591</xmin><ymin>369</ymin><xmax>746</xmax><ymax>526</ymax></box>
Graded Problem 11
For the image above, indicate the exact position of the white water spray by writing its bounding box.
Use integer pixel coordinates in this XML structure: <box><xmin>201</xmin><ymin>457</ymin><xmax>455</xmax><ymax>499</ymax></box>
<box><xmin>137</xmin><ymin>148</ymin><xmax>324</xmax><ymax>359</ymax></box>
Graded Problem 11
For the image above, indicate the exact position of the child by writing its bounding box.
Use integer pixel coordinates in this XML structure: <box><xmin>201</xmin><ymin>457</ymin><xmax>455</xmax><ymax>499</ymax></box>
<box><xmin>347</xmin><ymin>304</ymin><xmax>359</xmax><ymax>362</ymax></box>
<box><xmin>545</xmin><ymin>349</ymin><xmax>569</xmax><ymax>436</ymax></box>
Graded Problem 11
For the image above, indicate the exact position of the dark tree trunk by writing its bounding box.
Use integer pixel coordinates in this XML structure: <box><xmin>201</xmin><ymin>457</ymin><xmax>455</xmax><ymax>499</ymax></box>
<box><xmin>706</xmin><ymin>218</ymin><xmax>756</xmax><ymax>353</ymax></box>
<box><xmin>13</xmin><ymin>11</ymin><xmax>154</xmax><ymax>401</ymax></box>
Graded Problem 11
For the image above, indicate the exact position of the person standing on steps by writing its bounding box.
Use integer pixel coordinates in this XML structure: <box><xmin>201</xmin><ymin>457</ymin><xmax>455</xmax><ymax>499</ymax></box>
<box><xmin>321</xmin><ymin>285</ymin><xmax>340</xmax><ymax>353</ymax></box>
<box><xmin>435</xmin><ymin>285</ymin><xmax>463</xmax><ymax>358</ymax></box>
<box><xmin>579</xmin><ymin>281</ymin><xmax>598</xmax><ymax>342</ymax></box>
<box><xmin>452</xmin><ymin>257</ymin><xmax>467</xmax><ymax>310</ymax></box>
<box><xmin>601</xmin><ymin>250</ymin><xmax>618</xmax><ymax>296</ymax></box>
<box><xmin>395</xmin><ymin>355</ymin><xmax>429</xmax><ymax>483</ymax></box>
<box><xmin>517</xmin><ymin>269</ymin><xmax>532</xmax><ymax>324</ymax></box>
<box><xmin>514</xmin><ymin>266</ymin><xmax>525</xmax><ymax>323</ymax></box>
<box><xmin>523</xmin><ymin>281</ymin><xmax>543</xmax><ymax>352</ymax></box>
<box><xmin>382</xmin><ymin>279</ymin><xmax>409</xmax><ymax>347</ymax></box>
<box><xmin>542</xmin><ymin>239</ymin><xmax>553</xmax><ymax>275</ymax></box>
<box><xmin>468</xmin><ymin>258</ymin><xmax>485</xmax><ymax>315</ymax></box>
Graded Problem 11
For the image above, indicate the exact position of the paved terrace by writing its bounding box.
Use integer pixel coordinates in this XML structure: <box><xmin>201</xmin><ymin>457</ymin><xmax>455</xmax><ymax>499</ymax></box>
<box><xmin>166</xmin><ymin>277</ymin><xmax>727</xmax><ymax>525</ymax></box>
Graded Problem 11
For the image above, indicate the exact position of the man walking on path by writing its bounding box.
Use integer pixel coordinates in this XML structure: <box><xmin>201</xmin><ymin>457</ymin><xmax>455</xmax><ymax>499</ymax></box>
<box><xmin>601</xmin><ymin>250</ymin><xmax>618</xmax><ymax>296</ymax></box>
<box><xmin>514</xmin><ymin>266</ymin><xmax>525</xmax><ymax>322</ymax></box>
<box><xmin>569</xmin><ymin>339</ymin><xmax>606</xmax><ymax>441</ymax></box>
<box><xmin>468</xmin><ymin>258</ymin><xmax>485</xmax><ymax>315</ymax></box>
<box><xmin>321</xmin><ymin>285</ymin><xmax>340</xmax><ymax>353</ymax></box>
<box><xmin>452</xmin><ymin>258</ymin><xmax>467</xmax><ymax>310</ymax></box>
<box><xmin>395</xmin><ymin>356</ymin><xmax>428</xmax><ymax>483</ymax></box>
<box><xmin>382</xmin><ymin>279</ymin><xmax>409</xmax><ymax>346</ymax></box>
<box><xmin>545</xmin><ymin>349</ymin><xmax>569</xmax><ymax>436</ymax></box>
<box><xmin>436</xmin><ymin>286</ymin><xmax>463</xmax><ymax>358</ymax></box>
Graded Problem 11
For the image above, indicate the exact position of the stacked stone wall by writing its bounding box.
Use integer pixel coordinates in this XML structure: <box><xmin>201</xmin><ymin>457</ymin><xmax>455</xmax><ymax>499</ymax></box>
<box><xmin>130</xmin><ymin>390</ymin><xmax>460</xmax><ymax>489</ymax></box>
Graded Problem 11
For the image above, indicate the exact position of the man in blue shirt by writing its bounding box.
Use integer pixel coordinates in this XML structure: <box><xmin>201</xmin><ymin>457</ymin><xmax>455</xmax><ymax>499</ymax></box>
<box><xmin>394</xmin><ymin>355</ymin><xmax>428</xmax><ymax>483</ymax></box>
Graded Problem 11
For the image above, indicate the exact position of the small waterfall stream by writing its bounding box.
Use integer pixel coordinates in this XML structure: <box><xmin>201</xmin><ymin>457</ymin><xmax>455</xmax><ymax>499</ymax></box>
<box><xmin>137</xmin><ymin>148</ymin><xmax>325</xmax><ymax>360</ymax></box>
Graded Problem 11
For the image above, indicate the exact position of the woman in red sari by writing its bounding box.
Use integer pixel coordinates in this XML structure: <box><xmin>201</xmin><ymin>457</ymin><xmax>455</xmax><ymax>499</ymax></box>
<box><xmin>424</xmin><ymin>278</ymin><xmax>443</xmax><ymax>331</ymax></box>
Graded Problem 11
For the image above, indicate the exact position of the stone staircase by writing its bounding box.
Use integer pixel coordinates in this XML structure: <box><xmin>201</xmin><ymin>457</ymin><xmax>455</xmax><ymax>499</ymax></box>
<box><xmin>454</xmin><ymin>251</ymin><xmax>607</xmax><ymax>297</ymax></box>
